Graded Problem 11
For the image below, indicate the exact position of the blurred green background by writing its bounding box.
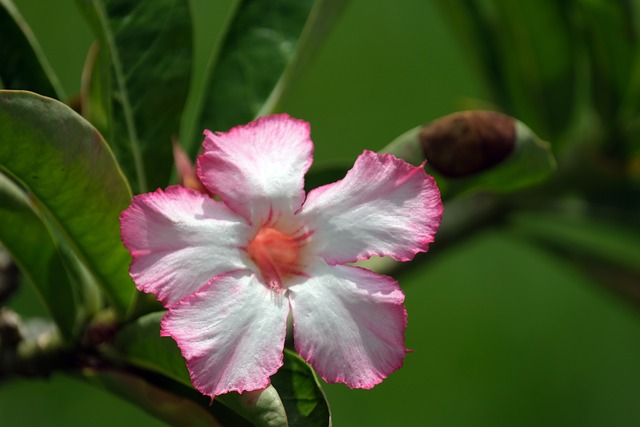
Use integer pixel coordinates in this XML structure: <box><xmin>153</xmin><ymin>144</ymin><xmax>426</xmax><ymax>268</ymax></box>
<box><xmin>2</xmin><ymin>0</ymin><xmax>640</xmax><ymax>426</ymax></box>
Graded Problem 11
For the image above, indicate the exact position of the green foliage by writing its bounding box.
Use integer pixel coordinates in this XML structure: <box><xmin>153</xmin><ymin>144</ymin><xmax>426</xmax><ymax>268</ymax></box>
<box><xmin>82</xmin><ymin>368</ymin><xmax>226</xmax><ymax>427</ymax></box>
<box><xmin>195</xmin><ymin>0</ymin><xmax>313</xmax><ymax>139</ymax></box>
<box><xmin>2</xmin><ymin>0</ymin><xmax>640</xmax><ymax>425</ymax></box>
<box><xmin>0</xmin><ymin>173</ymin><xmax>77</xmax><ymax>339</ymax></box>
<box><xmin>272</xmin><ymin>350</ymin><xmax>331</xmax><ymax>427</ymax></box>
<box><xmin>76</xmin><ymin>0</ymin><xmax>193</xmax><ymax>193</ymax></box>
<box><xmin>115</xmin><ymin>312</ymin><xmax>330</xmax><ymax>427</ymax></box>
<box><xmin>192</xmin><ymin>0</ymin><xmax>348</xmax><ymax>153</ymax></box>
<box><xmin>0</xmin><ymin>91</ymin><xmax>134</xmax><ymax>315</ymax></box>
<box><xmin>0</xmin><ymin>0</ymin><xmax>64</xmax><ymax>98</ymax></box>
<box><xmin>436</xmin><ymin>0</ymin><xmax>577</xmax><ymax>139</ymax></box>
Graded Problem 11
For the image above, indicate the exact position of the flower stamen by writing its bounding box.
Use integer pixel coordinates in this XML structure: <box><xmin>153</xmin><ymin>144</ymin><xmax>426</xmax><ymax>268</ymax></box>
<box><xmin>247</xmin><ymin>227</ymin><xmax>304</xmax><ymax>291</ymax></box>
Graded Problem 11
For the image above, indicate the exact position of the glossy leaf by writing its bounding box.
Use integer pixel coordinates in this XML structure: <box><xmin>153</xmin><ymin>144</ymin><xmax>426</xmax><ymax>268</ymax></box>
<box><xmin>0</xmin><ymin>173</ymin><xmax>77</xmax><ymax>339</ymax></box>
<box><xmin>0</xmin><ymin>90</ymin><xmax>134</xmax><ymax>315</ymax></box>
<box><xmin>192</xmin><ymin>0</ymin><xmax>349</xmax><ymax>154</ymax></box>
<box><xmin>272</xmin><ymin>349</ymin><xmax>331</xmax><ymax>427</ymax></box>
<box><xmin>76</xmin><ymin>0</ymin><xmax>193</xmax><ymax>193</ymax></box>
<box><xmin>114</xmin><ymin>312</ymin><xmax>290</xmax><ymax>427</ymax></box>
<box><xmin>0</xmin><ymin>0</ymin><xmax>65</xmax><ymax>99</ymax></box>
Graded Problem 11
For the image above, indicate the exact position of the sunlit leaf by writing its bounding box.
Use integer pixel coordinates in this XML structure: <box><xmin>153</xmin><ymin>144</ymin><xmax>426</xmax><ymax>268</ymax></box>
<box><xmin>0</xmin><ymin>173</ymin><xmax>77</xmax><ymax>339</ymax></box>
<box><xmin>0</xmin><ymin>0</ymin><xmax>65</xmax><ymax>99</ymax></box>
<box><xmin>192</xmin><ymin>0</ymin><xmax>349</xmax><ymax>155</ymax></box>
<box><xmin>76</xmin><ymin>0</ymin><xmax>193</xmax><ymax>193</ymax></box>
<box><xmin>114</xmin><ymin>312</ymin><xmax>290</xmax><ymax>427</ymax></box>
<box><xmin>0</xmin><ymin>90</ymin><xmax>134</xmax><ymax>315</ymax></box>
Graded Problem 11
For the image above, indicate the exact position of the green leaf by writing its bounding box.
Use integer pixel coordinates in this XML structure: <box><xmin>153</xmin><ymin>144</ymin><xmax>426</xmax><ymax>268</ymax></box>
<box><xmin>0</xmin><ymin>173</ymin><xmax>77</xmax><ymax>339</ymax></box>
<box><xmin>256</xmin><ymin>0</ymin><xmax>351</xmax><ymax>117</ymax></box>
<box><xmin>0</xmin><ymin>0</ymin><xmax>65</xmax><ymax>99</ymax></box>
<box><xmin>271</xmin><ymin>349</ymin><xmax>331</xmax><ymax>427</ymax></box>
<box><xmin>114</xmin><ymin>312</ymin><xmax>290</xmax><ymax>427</ymax></box>
<box><xmin>82</xmin><ymin>368</ymin><xmax>225</xmax><ymax>427</ymax></box>
<box><xmin>512</xmin><ymin>212</ymin><xmax>640</xmax><ymax>276</ymax></box>
<box><xmin>0</xmin><ymin>90</ymin><xmax>135</xmax><ymax>315</ymax></box>
<box><xmin>76</xmin><ymin>0</ymin><xmax>193</xmax><ymax>193</ymax></box>
<box><xmin>192</xmin><ymin>0</ymin><xmax>348</xmax><ymax>152</ymax></box>
<box><xmin>493</xmin><ymin>0</ymin><xmax>577</xmax><ymax>138</ymax></box>
<box><xmin>114</xmin><ymin>311</ymin><xmax>190</xmax><ymax>384</ymax></box>
<box><xmin>437</xmin><ymin>0</ymin><xmax>577</xmax><ymax>139</ymax></box>
<box><xmin>575</xmin><ymin>0</ymin><xmax>635</xmax><ymax>124</ymax></box>
<box><xmin>512</xmin><ymin>211</ymin><xmax>640</xmax><ymax>304</ymax></box>
<box><xmin>80</xmin><ymin>42</ymin><xmax>112</xmax><ymax>138</ymax></box>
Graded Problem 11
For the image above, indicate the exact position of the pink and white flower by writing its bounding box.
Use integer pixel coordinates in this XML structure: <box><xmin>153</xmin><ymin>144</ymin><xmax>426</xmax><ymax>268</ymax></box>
<box><xmin>120</xmin><ymin>114</ymin><xmax>442</xmax><ymax>399</ymax></box>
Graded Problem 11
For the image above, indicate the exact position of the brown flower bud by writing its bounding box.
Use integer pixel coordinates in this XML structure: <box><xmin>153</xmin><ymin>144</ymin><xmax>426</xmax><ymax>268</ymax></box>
<box><xmin>419</xmin><ymin>111</ymin><xmax>516</xmax><ymax>177</ymax></box>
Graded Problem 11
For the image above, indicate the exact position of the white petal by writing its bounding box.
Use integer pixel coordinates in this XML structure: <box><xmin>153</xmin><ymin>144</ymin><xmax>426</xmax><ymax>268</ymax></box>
<box><xmin>162</xmin><ymin>271</ymin><xmax>289</xmax><ymax>398</ymax></box>
<box><xmin>288</xmin><ymin>263</ymin><xmax>407</xmax><ymax>389</ymax></box>
<box><xmin>300</xmin><ymin>150</ymin><xmax>442</xmax><ymax>264</ymax></box>
<box><xmin>197</xmin><ymin>114</ymin><xmax>313</xmax><ymax>225</ymax></box>
<box><xmin>120</xmin><ymin>186</ymin><xmax>251</xmax><ymax>305</ymax></box>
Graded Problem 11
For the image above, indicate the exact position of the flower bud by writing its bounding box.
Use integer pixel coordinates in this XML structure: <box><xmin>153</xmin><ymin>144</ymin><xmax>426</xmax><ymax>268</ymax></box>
<box><xmin>419</xmin><ymin>111</ymin><xmax>516</xmax><ymax>177</ymax></box>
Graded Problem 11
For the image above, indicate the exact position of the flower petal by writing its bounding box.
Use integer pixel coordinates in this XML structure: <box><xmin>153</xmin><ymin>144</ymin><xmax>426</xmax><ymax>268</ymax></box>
<box><xmin>120</xmin><ymin>185</ymin><xmax>251</xmax><ymax>305</ymax></box>
<box><xmin>300</xmin><ymin>150</ymin><xmax>442</xmax><ymax>264</ymax></box>
<box><xmin>197</xmin><ymin>114</ymin><xmax>313</xmax><ymax>224</ymax></box>
<box><xmin>288</xmin><ymin>263</ymin><xmax>407</xmax><ymax>389</ymax></box>
<box><xmin>162</xmin><ymin>271</ymin><xmax>289</xmax><ymax>398</ymax></box>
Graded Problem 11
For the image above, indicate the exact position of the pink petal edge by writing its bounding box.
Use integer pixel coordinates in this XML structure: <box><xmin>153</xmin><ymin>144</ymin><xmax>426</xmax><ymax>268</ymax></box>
<box><xmin>197</xmin><ymin>114</ymin><xmax>314</xmax><ymax>225</ymax></box>
<box><xmin>120</xmin><ymin>185</ymin><xmax>251</xmax><ymax>305</ymax></box>
<box><xmin>288</xmin><ymin>263</ymin><xmax>408</xmax><ymax>389</ymax></box>
<box><xmin>161</xmin><ymin>270</ymin><xmax>289</xmax><ymax>399</ymax></box>
<box><xmin>300</xmin><ymin>150</ymin><xmax>443</xmax><ymax>265</ymax></box>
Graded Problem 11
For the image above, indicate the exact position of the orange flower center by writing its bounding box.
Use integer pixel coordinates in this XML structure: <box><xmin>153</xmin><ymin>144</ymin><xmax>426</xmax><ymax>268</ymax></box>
<box><xmin>247</xmin><ymin>227</ymin><xmax>304</xmax><ymax>291</ymax></box>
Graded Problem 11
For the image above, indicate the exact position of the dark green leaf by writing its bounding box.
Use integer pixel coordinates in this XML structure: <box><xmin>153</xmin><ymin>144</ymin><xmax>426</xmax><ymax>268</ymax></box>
<box><xmin>437</xmin><ymin>0</ymin><xmax>577</xmax><ymax>139</ymax></box>
<box><xmin>0</xmin><ymin>90</ymin><xmax>135</xmax><ymax>315</ymax></box>
<box><xmin>271</xmin><ymin>349</ymin><xmax>331</xmax><ymax>427</ymax></box>
<box><xmin>0</xmin><ymin>173</ymin><xmax>77</xmax><ymax>339</ymax></box>
<box><xmin>0</xmin><ymin>0</ymin><xmax>65</xmax><ymax>99</ymax></box>
<box><xmin>493</xmin><ymin>0</ymin><xmax>577</xmax><ymax>138</ymax></box>
<box><xmin>192</xmin><ymin>0</ymin><xmax>348</xmax><ymax>154</ymax></box>
<box><xmin>82</xmin><ymin>368</ymin><xmax>224</xmax><ymax>427</ymax></box>
<box><xmin>512</xmin><ymin>211</ymin><xmax>640</xmax><ymax>305</ymax></box>
<box><xmin>575</xmin><ymin>0</ymin><xmax>635</xmax><ymax>124</ymax></box>
<box><xmin>115</xmin><ymin>312</ymin><xmax>289</xmax><ymax>427</ymax></box>
<box><xmin>512</xmin><ymin>212</ymin><xmax>640</xmax><ymax>275</ymax></box>
<box><xmin>195</xmin><ymin>0</ymin><xmax>312</xmax><ymax>137</ymax></box>
<box><xmin>114</xmin><ymin>311</ymin><xmax>190</xmax><ymax>384</ymax></box>
<box><xmin>76</xmin><ymin>0</ymin><xmax>193</xmax><ymax>193</ymax></box>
